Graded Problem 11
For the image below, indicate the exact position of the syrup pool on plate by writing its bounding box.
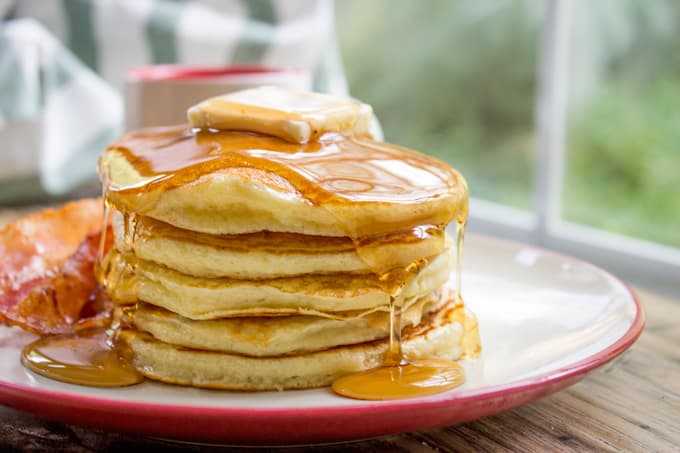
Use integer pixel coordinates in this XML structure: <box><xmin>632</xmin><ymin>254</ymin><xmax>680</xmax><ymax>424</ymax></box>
<box><xmin>21</xmin><ymin>202</ymin><xmax>142</xmax><ymax>388</ymax></box>
<box><xmin>21</xmin><ymin>327</ymin><xmax>142</xmax><ymax>387</ymax></box>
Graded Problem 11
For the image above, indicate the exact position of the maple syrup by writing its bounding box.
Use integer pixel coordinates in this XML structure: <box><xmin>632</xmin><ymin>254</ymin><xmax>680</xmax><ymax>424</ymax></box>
<box><xmin>331</xmin><ymin>359</ymin><xmax>465</xmax><ymax>400</ymax></box>
<box><xmin>101</xmin><ymin>128</ymin><xmax>467</xmax><ymax>232</ymax></box>
<box><xmin>332</xmin><ymin>220</ymin><xmax>475</xmax><ymax>401</ymax></box>
<box><xmin>21</xmin><ymin>328</ymin><xmax>142</xmax><ymax>387</ymax></box>
<box><xmin>21</xmin><ymin>199</ymin><xmax>143</xmax><ymax>388</ymax></box>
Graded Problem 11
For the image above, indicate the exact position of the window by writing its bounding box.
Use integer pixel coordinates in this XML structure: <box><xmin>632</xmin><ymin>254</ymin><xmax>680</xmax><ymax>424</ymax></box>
<box><xmin>337</xmin><ymin>0</ymin><xmax>680</xmax><ymax>296</ymax></box>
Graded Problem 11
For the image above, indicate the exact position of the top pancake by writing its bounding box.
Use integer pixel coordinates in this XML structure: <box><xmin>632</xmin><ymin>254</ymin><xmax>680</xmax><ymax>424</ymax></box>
<box><xmin>99</xmin><ymin>127</ymin><xmax>468</xmax><ymax>237</ymax></box>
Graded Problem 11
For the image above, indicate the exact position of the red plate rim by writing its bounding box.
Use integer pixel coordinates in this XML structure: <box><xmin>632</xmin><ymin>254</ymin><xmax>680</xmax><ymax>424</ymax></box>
<box><xmin>0</xmin><ymin>234</ymin><xmax>645</xmax><ymax>444</ymax></box>
<box><xmin>125</xmin><ymin>65</ymin><xmax>305</xmax><ymax>81</ymax></box>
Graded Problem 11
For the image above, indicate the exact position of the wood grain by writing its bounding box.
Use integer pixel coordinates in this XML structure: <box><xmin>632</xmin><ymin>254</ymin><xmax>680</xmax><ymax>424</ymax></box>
<box><xmin>0</xmin><ymin>209</ymin><xmax>678</xmax><ymax>452</ymax></box>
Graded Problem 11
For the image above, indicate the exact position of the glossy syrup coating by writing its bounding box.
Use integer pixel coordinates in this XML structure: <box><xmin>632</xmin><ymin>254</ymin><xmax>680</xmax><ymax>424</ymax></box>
<box><xmin>99</xmin><ymin>127</ymin><xmax>468</xmax><ymax>238</ymax></box>
<box><xmin>25</xmin><ymin>120</ymin><xmax>476</xmax><ymax>396</ymax></box>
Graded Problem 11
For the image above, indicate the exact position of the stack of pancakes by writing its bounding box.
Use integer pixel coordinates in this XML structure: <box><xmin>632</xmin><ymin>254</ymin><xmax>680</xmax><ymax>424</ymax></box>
<box><xmin>97</xmin><ymin>88</ymin><xmax>477</xmax><ymax>390</ymax></box>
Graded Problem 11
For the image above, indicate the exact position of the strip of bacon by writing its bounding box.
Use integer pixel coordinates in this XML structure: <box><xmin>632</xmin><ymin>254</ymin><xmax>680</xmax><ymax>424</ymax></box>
<box><xmin>0</xmin><ymin>199</ymin><xmax>108</xmax><ymax>334</ymax></box>
<box><xmin>3</xmin><ymin>228</ymin><xmax>113</xmax><ymax>334</ymax></box>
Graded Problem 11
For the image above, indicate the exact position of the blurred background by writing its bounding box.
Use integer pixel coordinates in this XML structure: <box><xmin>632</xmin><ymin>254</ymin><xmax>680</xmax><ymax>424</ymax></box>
<box><xmin>0</xmin><ymin>0</ymin><xmax>678</xmax><ymax>295</ymax></box>
<box><xmin>336</xmin><ymin>0</ymin><xmax>680</xmax><ymax>295</ymax></box>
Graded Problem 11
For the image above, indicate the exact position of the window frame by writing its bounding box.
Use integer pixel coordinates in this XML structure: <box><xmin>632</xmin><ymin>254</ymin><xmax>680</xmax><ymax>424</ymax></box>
<box><xmin>467</xmin><ymin>0</ymin><xmax>680</xmax><ymax>296</ymax></box>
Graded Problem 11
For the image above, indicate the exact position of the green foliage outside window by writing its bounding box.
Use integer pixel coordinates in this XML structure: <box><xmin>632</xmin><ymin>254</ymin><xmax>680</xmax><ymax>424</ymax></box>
<box><xmin>337</xmin><ymin>0</ymin><xmax>680</xmax><ymax>247</ymax></box>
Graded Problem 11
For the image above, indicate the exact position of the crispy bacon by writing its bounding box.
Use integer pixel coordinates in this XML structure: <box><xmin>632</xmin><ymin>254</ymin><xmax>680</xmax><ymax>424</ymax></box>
<box><xmin>0</xmin><ymin>199</ymin><xmax>111</xmax><ymax>334</ymax></box>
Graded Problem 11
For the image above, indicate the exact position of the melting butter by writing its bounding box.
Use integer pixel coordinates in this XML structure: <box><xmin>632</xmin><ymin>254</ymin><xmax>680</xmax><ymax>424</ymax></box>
<box><xmin>187</xmin><ymin>86</ymin><xmax>372</xmax><ymax>144</ymax></box>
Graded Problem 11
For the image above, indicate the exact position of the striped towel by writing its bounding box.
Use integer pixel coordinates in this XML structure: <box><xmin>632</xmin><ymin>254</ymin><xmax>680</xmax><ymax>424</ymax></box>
<box><xmin>0</xmin><ymin>0</ymin><xmax>347</xmax><ymax>203</ymax></box>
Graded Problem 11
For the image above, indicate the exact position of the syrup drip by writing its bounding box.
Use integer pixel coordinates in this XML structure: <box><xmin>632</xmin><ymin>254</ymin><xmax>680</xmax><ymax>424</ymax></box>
<box><xmin>332</xmin><ymin>221</ymin><xmax>473</xmax><ymax>400</ymax></box>
<box><xmin>95</xmin><ymin>210</ymin><xmax>140</xmax><ymax>305</ymax></box>
<box><xmin>21</xmin><ymin>328</ymin><xmax>142</xmax><ymax>387</ymax></box>
<box><xmin>97</xmin><ymin>199</ymin><xmax>111</xmax><ymax>264</ymax></box>
<box><xmin>455</xmin><ymin>221</ymin><xmax>465</xmax><ymax>301</ymax></box>
<box><xmin>21</xmin><ymin>208</ymin><xmax>143</xmax><ymax>388</ymax></box>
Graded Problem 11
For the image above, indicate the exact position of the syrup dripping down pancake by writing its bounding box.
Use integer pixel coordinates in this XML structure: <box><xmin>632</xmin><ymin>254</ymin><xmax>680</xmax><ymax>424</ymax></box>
<box><xmin>128</xmin><ymin>290</ymin><xmax>446</xmax><ymax>357</ymax></box>
<box><xmin>119</xmin><ymin>295</ymin><xmax>475</xmax><ymax>391</ymax></box>
<box><xmin>112</xmin><ymin>212</ymin><xmax>447</xmax><ymax>279</ymax></box>
<box><xmin>102</xmin><ymin>246</ymin><xmax>453</xmax><ymax>320</ymax></box>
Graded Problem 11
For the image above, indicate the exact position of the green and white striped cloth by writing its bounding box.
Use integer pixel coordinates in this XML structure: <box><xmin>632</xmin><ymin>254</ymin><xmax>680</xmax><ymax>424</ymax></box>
<box><xmin>0</xmin><ymin>0</ymin><xmax>347</xmax><ymax>203</ymax></box>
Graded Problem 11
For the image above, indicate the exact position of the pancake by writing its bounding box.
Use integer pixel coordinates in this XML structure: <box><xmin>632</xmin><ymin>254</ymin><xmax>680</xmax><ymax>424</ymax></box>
<box><xmin>99</xmin><ymin>128</ymin><xmax>468</xmax><ymax>237</ymax></box>
<box><xmin>112</xmin><ymin>211</ymin><xmax>447</xmax><ymax>279</ymax></box>
<box><xmin>129</xmin><ymin>290</ymin><xmax>446</xmax><ymax>357</ymax></box>
<box><xmin>95</xmin><ymin>88</ymin><xmax>478</xmax><ymax>394</ymax></box>
<box><xmin>117</xmin><ymin>245</ymin><xmax>454</xmax><ymax>320</ymax></box>
<box><xmin>119</xmin><ymin>299</ymin><xmax>473</xmax><ymax>390</ymax></box>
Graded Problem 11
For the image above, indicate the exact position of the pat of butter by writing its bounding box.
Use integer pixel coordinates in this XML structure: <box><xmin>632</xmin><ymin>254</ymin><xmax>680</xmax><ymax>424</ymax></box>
<box><xmin>187</xmin><ymin>86</ymin><xmax>373</xmax><ymax>144</ymax></box>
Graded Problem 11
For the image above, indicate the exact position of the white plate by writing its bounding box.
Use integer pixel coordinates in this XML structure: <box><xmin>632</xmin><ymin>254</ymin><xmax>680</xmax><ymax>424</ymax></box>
<box><xmin>0</xmin><ymin>234</ymin><xmax>643</xmax><ymax>444</ymax></box>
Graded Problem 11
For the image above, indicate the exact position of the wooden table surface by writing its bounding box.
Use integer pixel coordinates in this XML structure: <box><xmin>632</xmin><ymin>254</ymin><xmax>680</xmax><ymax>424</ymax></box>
<box><xmin>0</xmin><ymin>207</ymin><xmax>678</xmax><ymax>452</ymax></box>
